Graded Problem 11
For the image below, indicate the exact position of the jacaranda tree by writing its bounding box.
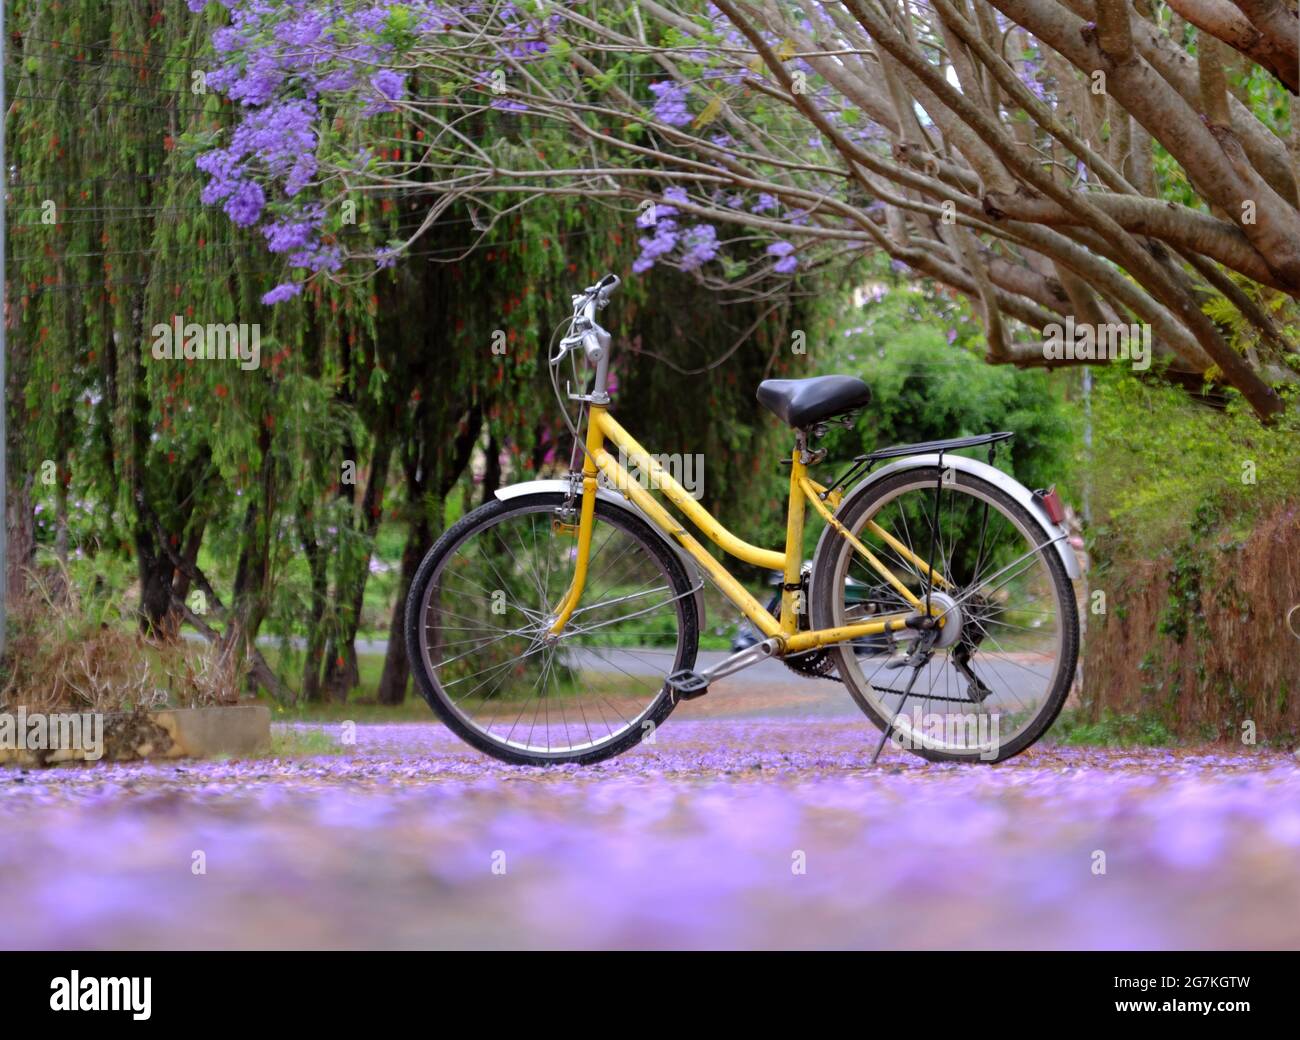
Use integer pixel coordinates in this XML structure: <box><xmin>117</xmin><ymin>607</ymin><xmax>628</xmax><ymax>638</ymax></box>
<box><xmin>185</xmin><ymin>0</ymin><xmax>1298</xmax><ymax>420</ymax></box>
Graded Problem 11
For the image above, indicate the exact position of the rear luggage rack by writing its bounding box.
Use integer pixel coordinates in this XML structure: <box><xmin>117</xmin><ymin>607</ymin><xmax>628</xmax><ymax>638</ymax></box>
<box><xmin>824</xmin><ymin>431</ymin><xmax>1015</xmax><ymax>501</ymax></box>
<box><xmin>853</xmin><ymin>431</ymin><xmax>1014</xmax><ymax>464</ymax></box>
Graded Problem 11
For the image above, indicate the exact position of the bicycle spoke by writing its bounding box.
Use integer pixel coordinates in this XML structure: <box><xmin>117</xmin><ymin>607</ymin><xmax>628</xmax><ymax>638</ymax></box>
<box><xmin>832</xmin><ymin>469</ymin><xmax>1072</xmax><ymax>759</ymax></box>
<box><xmin>414</xmin><ymin>498</ymin><xmax>692</xmax><ymax>759</ymax></box>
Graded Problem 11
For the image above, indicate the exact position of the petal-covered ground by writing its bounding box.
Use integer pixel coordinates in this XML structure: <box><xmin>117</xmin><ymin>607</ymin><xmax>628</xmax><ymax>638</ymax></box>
<box><xmin>2</xmin><ymin>718</ymin><xmax>1298</xmax><ymax>949</ymax></box>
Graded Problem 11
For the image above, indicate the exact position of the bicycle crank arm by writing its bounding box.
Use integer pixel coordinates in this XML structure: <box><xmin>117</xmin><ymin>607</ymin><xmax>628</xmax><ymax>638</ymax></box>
<box><xmin>664</xmin><ymin>637</ymin><xmax>781</xmax><ymax>702</ymax></box>
<box><xmin>701</xmin><ymin>637</ymin><xmax>781</xmax><ymax>682</ymax></box>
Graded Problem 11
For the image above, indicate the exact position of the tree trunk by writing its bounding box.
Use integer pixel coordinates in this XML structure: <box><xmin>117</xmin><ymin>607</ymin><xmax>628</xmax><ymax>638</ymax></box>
<box><xmin>5</xmin><ymin>475</ymin><xmax>35</xmax><ymax>609</ymax></box>
<box><xmin>376</xmin><ymin>402</ymin><xmax>482</xmax><ymax>706</ymax></box>
<box><xmin>481</xmin><ymin>434</ymin><xmax>501</xmax><ymax>505</ymax></box>
<box><xmin>375</xmin><ymin>514</ymin><xmax>433</xmax><ymax>706</ymax></box>
<box><xmin>298</xmin><ymin>516</ymin><xmax>329</xmax><ymax>703</ymax></box>
<box><xmin>323</xmin><ymin>429</ymin><xmax>394</xmax><ymax>702</ymax></box>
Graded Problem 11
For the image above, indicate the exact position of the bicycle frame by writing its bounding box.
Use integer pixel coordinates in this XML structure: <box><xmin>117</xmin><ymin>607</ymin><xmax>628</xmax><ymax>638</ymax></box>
<box><xmin>547</xmin><ymin>405</ymin><xmax>947</xmax><ymax>654</ymax></box>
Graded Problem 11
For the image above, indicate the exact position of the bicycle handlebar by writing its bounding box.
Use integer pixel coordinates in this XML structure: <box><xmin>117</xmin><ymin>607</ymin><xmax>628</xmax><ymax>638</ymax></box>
<box><xmin>592</xmin><ymin>273</ymin><xmax>620</xmax><ymax>307</ymax></box>
<box><xmin>552</xmin><ymin>273</ymin><xmax>620</xmax><ymax>365</ymax></box>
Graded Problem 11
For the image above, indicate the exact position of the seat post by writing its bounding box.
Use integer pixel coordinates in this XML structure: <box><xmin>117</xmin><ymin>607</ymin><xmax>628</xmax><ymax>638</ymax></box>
<box><xmin>781</xmin><ymin>434</ymin><xmax>809</xmax><ymax>637</ymax></box>
<box><xmin>793</xmin><ymin>426</ymin><xmax>827</xmax><ymax>466</ymax></box>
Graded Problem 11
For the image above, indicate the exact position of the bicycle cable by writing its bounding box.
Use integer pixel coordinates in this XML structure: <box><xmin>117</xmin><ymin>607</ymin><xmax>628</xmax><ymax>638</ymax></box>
<box><xmin>548</xmin><ymin>303</ymin><xmax>609</xmax><ymax>482</ymax></box>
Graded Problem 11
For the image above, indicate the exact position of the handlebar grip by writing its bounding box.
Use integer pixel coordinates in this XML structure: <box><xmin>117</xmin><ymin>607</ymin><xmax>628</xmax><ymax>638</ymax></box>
<box><xmin>594</xmin><ymin>273</ymin><xmax>620</xmax><ymax>306</ymax></box>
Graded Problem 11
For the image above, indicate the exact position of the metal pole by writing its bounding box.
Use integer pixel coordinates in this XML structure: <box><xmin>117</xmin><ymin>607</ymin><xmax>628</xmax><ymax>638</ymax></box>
<box><xmin>1</xmin><ymin>1</ymin><xmax>8</xmax><ymax>658</ymax></box>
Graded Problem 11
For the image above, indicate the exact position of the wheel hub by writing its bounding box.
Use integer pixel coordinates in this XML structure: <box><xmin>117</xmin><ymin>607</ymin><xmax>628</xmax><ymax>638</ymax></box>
<box><xmin>926</xmin><ymin>591</ymin><xmax>964</xmax><ymax>649</ymax></box>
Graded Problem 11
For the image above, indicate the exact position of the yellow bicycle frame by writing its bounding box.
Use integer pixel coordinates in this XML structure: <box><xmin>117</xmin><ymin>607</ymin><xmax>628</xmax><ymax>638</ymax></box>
<box><xmin>548</xmin><ymin>406</ymin><xmax>946</xmax><ymax>653</ymax></box>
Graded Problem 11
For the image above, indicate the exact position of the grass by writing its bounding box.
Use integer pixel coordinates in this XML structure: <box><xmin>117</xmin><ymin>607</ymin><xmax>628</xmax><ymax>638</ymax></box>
<box><xmin>268</xmin><ymin>725</ymin><xmax>352</xmax><ymax>758</ymax></box>
<box><xmin>269</xmin><ymin>695</ymin><xmax>436</xmax><ymax>724</ymax></box>
<box><xmin>1050</xmin><ymin>709</ymin><xmax>1177</xmax><ymax>747</ymax></box>
<box><xmin>1</xmin><ymin>575</ymin><xmax>244</xmax><ymax>712</ymax></box>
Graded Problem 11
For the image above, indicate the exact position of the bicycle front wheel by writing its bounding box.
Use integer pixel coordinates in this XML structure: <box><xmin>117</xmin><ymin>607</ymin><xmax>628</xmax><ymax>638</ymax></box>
<box><xmin>810</xmin><ymin>467</ymin><xmax>1079</xmax><ymax>763</ymax></box>
<box><xmin>405</xmin><ymin>491</ymin><xmax>700</xmax><ymax>765</ymax></box>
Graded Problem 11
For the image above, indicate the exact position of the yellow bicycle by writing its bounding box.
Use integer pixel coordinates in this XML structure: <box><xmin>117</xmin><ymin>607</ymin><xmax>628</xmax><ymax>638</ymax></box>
<box><xmin>406</xmin><ymin>275</ymin><xmax>1080</xmax><ymax>765</ymax></box>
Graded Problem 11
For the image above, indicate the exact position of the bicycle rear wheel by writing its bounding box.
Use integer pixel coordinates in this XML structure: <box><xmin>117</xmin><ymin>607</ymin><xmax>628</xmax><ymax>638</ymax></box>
<box><xmin>405</xmin><ymin>491</ymin><xmax>700</xmax><ymax>765</ymax></box>
<box><xmin>810</xmin><ymin>467</ymin><xmax>1078</xmax><ymax>763</ymax></box>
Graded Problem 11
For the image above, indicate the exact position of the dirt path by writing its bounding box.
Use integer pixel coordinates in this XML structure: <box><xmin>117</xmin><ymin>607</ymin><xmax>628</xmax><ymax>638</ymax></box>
<box><xmin>2</xmin><ymin>718</ymin><xmax>1298</xmax><ymax>949</ymax></box>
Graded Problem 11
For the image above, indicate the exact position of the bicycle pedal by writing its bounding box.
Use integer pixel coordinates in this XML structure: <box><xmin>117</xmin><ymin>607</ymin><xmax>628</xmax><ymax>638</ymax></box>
<box><xmin>665</xmin><ymin>669</ymin><xmax>709</xmax><ymax>701</ymax></box>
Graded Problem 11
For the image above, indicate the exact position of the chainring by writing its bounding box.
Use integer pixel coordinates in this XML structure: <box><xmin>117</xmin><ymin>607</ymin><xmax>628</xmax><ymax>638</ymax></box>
<box><xmin>784</xmin><ymin>645</ymin><xmax>839</xmax><ymax>680</ymax></box>
<box><xmin>773</xmin><ymin>598</ymin><xmax>840</xmax><ymax>681</ymax></box>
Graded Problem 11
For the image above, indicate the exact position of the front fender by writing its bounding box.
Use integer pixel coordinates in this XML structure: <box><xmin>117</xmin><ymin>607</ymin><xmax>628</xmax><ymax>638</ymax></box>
<box><xmin>816</xmin><ymin>455</ymin><xmax>1082</xmax><ymax>581</ymax></box>
<box><xmin>494</xmin><ymin>479</ymin><xmax>709</xmax><ymax>625</ymax></box>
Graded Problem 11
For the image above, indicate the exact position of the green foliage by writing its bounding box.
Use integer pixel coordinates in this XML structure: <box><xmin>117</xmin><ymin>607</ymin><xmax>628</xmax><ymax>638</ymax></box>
<box><xmin>1051</xmin><ymin>709</ymin><xmax>1178</xmax><ymax>747</ymax></box>
<box><xmin>268</xmin><ymin>726</ymin><xmax>350</xmax><ymax>758</ymax></box>
<box><xmin>816</xmin><ymin>283</ymin><xmax>1075</xmax><ymax>494</ymax></box>
<box><xmin>722</xmin><ymin>275</ymin><xmax>1075</xmax><ymax>558</ymax></box>
<box><xmin>1158</xmin><ymin>543</ymin><xmax>1205</xmax><ymax>644</ymax></box>
<box><xmin>6</xmin><ymin>0</ymin><xmax>820</xmax><ymax>702</ymax></box>
<box><xmin>1083</xmin><ymin>372</ymin><xmax>1300</xmax><ymax>560</ymax></box>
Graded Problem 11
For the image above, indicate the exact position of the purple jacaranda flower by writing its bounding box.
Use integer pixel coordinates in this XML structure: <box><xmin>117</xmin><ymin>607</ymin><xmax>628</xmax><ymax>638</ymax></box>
<box><xmin>227</xmin><ymin>50</ymin><xmax>287</xmax><ymax>107</ymax></box>
<box><xmin>195</xmin><ymin>147</ymin><xmax>241</xmax><ymax>204</ymax></box>
<box><xmin>647</xmin><ymin>80</ymin><xmax>691</xmax><ymax>126</ymax></box>
<box><xmin>262</xmin><ymin>214</ymin><xmax>318</xmax><ymax>254</ymax></box>
<box><xmin>212</xmin><ymin>28</ymin><xmax>247</xmax><ymax>54</ymax></box>
<box><xmin>3</xmin><ymin>728</ymin><xmax>1297</xmax><ymax>949</ymax></box>
<box><xmin>228</xmin><ymin>100</ymin><xmax>317</xmax><ymax>179</ymax></box>
<box><xmin>633</xmin><ymin>223</ymin><xmax>680</xmax><ymax>273</ymax></box>
<box><xmin>371</xmin><ymin>69</ymin><xmax>406</xmax><ymax>103</ymax></box>
<box><xmin>767</xmin><ymin>239</ymin><xmax>798</xmax><ymax>274</ymax></box>
<box><xmin>261</xmin><ymin>282</ymin><xmax>303</xmax><ymax>305</ymax></box>
<box><xmin>287</xmin><ymin>244</ymin><xmax>342</xmax><ymax>273</ymax></box>
<box><xmin>283</xmin><ymin>153</ymin><xmax>318</xmax><ymax>197</ymax></box>
<box><xmin>316</xmin><ymin>68</ymin><xmax>357</xmax><ymax>92</ymax></box>
<box><xmin>274</xmin><ymin>10</ymin><xmax>328</xmax><ymax>47</ymax></box>
<box><xmin>679</xmin><ymin>224</ymin><xmax>719</xmax><ymax>270</ymax></box>
<box><xmin>224</xmin><ymin>180</ymin><xmax>266</xmax><ymax>227</ymax></box>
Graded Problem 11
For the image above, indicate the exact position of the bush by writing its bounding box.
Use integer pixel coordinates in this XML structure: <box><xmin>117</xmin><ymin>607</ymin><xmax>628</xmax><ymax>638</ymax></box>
<box><xmin>820</xmin><ymin>287</ymin><xmax>1075</xmax><ymax>492</ymax></box>
<box><xmin>1</xmin><ymin>569</ymin><xmax>246</xmax><ymax>713</ymax></box>
<box><xmin>1084</xmin><ymin>374</ymin><xmax>1300</xmax><ymax>561</ymax></box>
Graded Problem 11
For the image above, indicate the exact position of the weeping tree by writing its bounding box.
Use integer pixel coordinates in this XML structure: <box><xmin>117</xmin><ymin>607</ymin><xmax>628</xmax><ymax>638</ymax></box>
<box><xmin>4</xmin><ymin>0</ymin><xmax>550</xmax><ymax>700</ymax></box>
<box><xmin>7</xmin><ymin>0</ymin><xmax>392</xmax><ymax>696</ymax></box>
<box><xmin>187</xmin><ymin>0</ymin><xmax>1298</xmax><ymax>422</ymax></box>
<box><xmin>5</xmin><ymin>0</ymin><xmax>557</xmax><ymax>697</ymax></box>
<box><xmin>5</xmin><ymin>0</ymin><xmax>811</xmax><ymax>703</ymax></box>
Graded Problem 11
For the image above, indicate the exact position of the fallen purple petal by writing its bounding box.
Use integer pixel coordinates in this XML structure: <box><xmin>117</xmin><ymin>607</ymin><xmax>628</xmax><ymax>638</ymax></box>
<box><xmin>2</xmin><ymin>717</ymin><xmax>1297</xmax><ymax>949</ymax></box>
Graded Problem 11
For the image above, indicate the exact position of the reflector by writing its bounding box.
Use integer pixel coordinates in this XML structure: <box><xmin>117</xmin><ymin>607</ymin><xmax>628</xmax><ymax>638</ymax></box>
<box><xmin>1036</xmin><ymin>486</ymin><xmax>1066</xmax><ymax>525</ymax></box>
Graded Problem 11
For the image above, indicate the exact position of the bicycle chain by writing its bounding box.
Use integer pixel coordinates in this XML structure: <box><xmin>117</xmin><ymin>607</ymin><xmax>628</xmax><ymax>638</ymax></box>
<box><xmin>771</xmin><ymin>598</ymin><xmax>842</xmax><ymax>681</ymax></box>
<box><xmin>782</xmin><ymin>646</ymin><xmax>841</xmax><ymax>681</ymax></box>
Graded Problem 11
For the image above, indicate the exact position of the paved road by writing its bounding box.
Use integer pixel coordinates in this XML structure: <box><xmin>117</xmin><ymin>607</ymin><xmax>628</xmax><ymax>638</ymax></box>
<box><xmin>567</xmin><ymin>647</ymin><xmax>1055</xmax><ymax>716</ymax></box>
<box><xmin>2</xmin><ymin>691</ymin><xmax>1298</xmax><ymax>949</ymax></box>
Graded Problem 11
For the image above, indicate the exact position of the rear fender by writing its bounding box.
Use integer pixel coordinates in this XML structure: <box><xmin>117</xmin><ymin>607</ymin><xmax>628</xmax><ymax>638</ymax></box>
<box><xmin>814</xmin><ymin>455</ymin><xmax>1082</xmax><ymax>581</ymax></box>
